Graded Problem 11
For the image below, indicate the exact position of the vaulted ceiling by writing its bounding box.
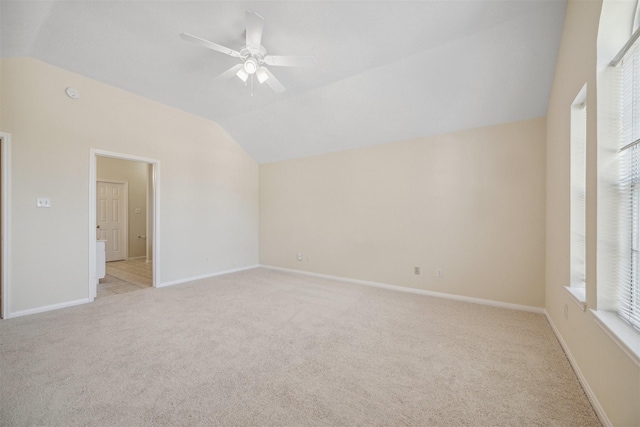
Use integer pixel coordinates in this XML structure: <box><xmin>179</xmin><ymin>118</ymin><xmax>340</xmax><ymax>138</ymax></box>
<box><xmin>1</xmin><ymin>1</ymin><xmax>566</xmax><ymax>163</ymax></box>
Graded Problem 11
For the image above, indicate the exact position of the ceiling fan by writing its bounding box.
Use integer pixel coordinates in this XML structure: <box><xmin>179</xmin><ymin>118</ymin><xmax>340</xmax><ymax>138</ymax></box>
<box><xmin>180</xmin><ymin>11</ymin><xmax>316</xmax><ymax>94</ymax></box>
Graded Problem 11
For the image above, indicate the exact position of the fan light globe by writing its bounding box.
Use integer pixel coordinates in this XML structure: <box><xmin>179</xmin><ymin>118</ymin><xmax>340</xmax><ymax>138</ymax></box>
<box><xmin>244</xmin><ymin>59</ymin><xmax>258</xmax><ymax>75</ymax></box>
<box><xmin>256</xmin><ymin>67</ymin><xmax>269</xmax><ymax>84</ymax></box>
<box><xmin>236</xmin><ymin>68</ymin><xmax>249</xmax><ymax>82</ymax></box>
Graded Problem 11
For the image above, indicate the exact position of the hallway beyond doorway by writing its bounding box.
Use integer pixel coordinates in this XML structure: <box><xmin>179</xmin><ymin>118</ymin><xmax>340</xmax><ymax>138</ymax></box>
<box><xmin>97</xmin><ymin>259</ymin><xmax>152</xmax><ymax>298</ymax></box>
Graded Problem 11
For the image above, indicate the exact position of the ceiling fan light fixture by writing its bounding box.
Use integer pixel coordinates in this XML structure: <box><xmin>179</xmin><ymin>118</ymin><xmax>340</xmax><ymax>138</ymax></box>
<box><xmin>256</xmin><ymin>67</ymin><xmax>269</xmax><ymax>84</ymax></box>
<box><xmin>236</xmin><ymin>68</ymin><xmax>249</xmax><ymax>82</ymax></box>
<box><xmin>244</xmin><ymin>58</ymin><xmax>258</xmax><ymax>75</ymax></box>
<box><xmin>180</xmin><ymin>11</ymin><xmax>315</xmax><ymax>94</ymax></box>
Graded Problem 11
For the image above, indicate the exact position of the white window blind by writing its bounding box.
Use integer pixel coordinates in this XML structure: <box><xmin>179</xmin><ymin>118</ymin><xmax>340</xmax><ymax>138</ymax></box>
<box><xmin>617</xmin><ymin>37</ymin><xmax>640</xmax><ymax>331</ymax></box>
<box><xmin>570</xmin><ymin>88</ymin><xmax>587</xmax><ymax>288</ymax></box>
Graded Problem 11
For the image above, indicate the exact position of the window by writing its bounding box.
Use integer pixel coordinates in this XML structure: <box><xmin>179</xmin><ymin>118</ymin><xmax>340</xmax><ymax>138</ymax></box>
<box><xmin>570</xmin><ymin>86</ymin><xmax>587</xmax><ymax>290</ymax></box>
<box><xmin>616</xmin><ymin>35</ymin><xmax>640</xmax><ymax>331</ymax></box>
<box><xmin>566</xmin><ymin>85</ymin><xmax>588</xmax><ymax>308</ymax></box>
<box><xmin>594</xmin><ymin>0</ymin><xmax>640</xmax><ymax>365</ymax></box>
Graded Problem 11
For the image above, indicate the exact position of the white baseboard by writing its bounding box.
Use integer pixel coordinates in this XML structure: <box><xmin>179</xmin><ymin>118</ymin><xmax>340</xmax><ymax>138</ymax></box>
<box><xmin>127</xmin><ymin>256</ymin><xmax>146</xmax><ymax>260</ymax></box>
<box><xmin>7</xmin><ymin>298</ymin><xmax>91</xmax><ymax>319</ymax></box>
<box><xmin>3</xmin><ymin>265</ymin><xmax>260</xmax><ymax>318</ymax></box>
<box><xmin>157</xmin><ymin>264</ymin><xmax>260</xmax><ymax>288</ymax></box>
<box><xmin>544</xmin><ymin>310</ymin><xmax>612</xmax><ymax>427</ymax></box>
<box><xmin>260</xmin><ymin>265</ymin><xmax>544</xmax><ymax>314</ymax></box>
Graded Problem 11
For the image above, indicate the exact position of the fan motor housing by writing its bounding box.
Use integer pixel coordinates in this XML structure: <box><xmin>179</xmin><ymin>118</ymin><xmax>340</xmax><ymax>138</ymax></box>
<box><xmin>241</xmin><ymin>46</ymin><xmax>267</xmax><ymax>63</ymax></box>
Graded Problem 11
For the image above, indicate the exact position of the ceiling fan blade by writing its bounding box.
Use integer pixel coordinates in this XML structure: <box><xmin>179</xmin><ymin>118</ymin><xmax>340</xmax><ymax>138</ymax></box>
<box><xmin>263</xmin><ymin>55</ymin><xmax>317</xmax><ymax>67</ymax></box>
<box><xmin>245</xmin><ymin>11</ymin><xmax>264</xmax><ymax>51</ymax></box>
<box><xmin>214</xmin><ymin>64</ymin><xmax>243</xmax><ymax>81</ymax></box>
<box><xmin>180</xmin><ymin>32</ymin><xmax>242</xmax><ymax>58</ymax></box>
<box><xmin>262</xmin><ymin>67</ymin><xmax>286</xmax><ymax>94</ymax></box>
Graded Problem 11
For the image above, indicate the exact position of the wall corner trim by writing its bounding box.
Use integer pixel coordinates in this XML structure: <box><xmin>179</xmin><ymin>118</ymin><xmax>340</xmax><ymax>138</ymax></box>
<box><xmin>544</xmin><ymin>310</ymin><xmax>613</xmax><ymax>427</ymax></box>
<box><xmin>260</xmin><ymin>265</ymin><xmax>544</xmax><ymax>313</ymax></box>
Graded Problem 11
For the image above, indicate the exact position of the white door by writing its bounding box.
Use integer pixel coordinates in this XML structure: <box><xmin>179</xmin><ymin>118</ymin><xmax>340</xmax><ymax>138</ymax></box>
<box><xmin>97</xmin><ymin>181</ymin><xmax>127</xmax><ymax>262</ymax></box>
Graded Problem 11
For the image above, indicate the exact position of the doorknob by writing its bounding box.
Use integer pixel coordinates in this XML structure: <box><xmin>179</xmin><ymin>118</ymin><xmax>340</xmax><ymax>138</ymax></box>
<box><xmin>96</xmin><ymin>225</ymin><xmax>100</xmax><ymax>229</ymax></box>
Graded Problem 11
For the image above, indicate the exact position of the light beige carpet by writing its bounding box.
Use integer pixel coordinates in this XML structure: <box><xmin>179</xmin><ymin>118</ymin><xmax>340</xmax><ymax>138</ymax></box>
<box><xmin>0</xmin><ymin>268</ymin><xmax>600</xmax><ymax>426</ymax></box>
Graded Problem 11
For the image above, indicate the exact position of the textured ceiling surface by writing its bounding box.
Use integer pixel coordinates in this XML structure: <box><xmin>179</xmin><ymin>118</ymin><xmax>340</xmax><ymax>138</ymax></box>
<box><xmin>1</xmin><ymin>0</ymin><xmax>566</xmax><ymax>163</ymax></box>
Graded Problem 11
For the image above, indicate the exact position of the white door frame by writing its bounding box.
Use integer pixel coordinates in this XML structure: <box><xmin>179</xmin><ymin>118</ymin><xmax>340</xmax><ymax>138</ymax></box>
<box><xmin>1</xmin><ymin>132</ymin><xmax>12</xmax><ymax>319</ymax></box>
<box><xmin>89</xmin><ymin>149</ymin><xmax>160</xmax><ymax>300</ymax></box>
<box><xmin>96</xmin><ymin>180</ymin><xmax>129</xmax><ymax>262</ymax></box>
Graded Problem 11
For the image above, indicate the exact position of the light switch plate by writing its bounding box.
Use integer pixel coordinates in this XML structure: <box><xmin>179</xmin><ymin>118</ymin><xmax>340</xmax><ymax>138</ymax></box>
<box><xmin>36</xmin><ymin>198</ymin><xmax>51</xmax><ymax>208</ymax></box>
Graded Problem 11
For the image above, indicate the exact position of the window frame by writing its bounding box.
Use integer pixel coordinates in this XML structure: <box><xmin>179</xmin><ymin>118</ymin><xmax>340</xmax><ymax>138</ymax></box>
<box><xmin>616</xmin><ymin>39</ymin><xmax>640</xmax><ymax>332</ymax></box>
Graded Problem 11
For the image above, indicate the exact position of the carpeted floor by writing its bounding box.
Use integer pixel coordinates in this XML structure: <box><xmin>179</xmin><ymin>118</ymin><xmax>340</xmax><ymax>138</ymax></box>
<box><xmin>0</xmin><ymin>268</ymin><xmax>600</xmax><ymax>426</ymax></box>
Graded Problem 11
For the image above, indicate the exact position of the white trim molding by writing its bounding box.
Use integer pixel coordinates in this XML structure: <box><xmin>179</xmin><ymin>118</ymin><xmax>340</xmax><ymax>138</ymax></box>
<box><xmin>260</xmin><ymin>265</ymin><xmax>544</xmax><ymax>314</ymax></box>
<box><xmin>9</xmin><ymin>298</ymin><xmax>90</xmax><ymax>319</ymax></box>
<box><xmin>544</xmin><ymin>310</ymin><xmax>612</xmax><ymax>427</ymax></box>
<box><xmin>1</xmin><ymin>132</ymin><xmax>12</xmax><ymax>319</ymax></box>
<box><xmin>158</xmin><ymin>265</ymin><xmax>260</xmax><ymax>288</ymax></box>
<box><xmin>4</xmin><ymin>265</ymin><xmax>260</xmax><ymax>319</ymax></box>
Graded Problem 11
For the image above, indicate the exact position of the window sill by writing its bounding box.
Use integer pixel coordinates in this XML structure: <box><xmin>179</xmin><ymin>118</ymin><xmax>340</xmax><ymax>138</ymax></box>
<box><xmin>564</xmin><ymin>285</ymin><xmax>587</xmax><ymax>311</ymax></box>
<box><xmin>591</xmin><ymin>310</ymin><xmax>640</xmax><ymax>368</ymax></box>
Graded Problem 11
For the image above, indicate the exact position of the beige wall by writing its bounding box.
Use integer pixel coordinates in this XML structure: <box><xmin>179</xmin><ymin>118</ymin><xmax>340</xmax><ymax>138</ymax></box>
<box><xmin>3</xmin><ymin>6</ymin><xmax>638</xmax><ymax>421</ymax></box>
<box><xmin>97</xmin><ymin>156</ymin><xmax>148</xmax><ymax>259</ymax></box>
<box><xmin>261</xmin><ymin>117</ymin><xmax>546</xmax><ymax>308</ymax></box>
<box><xmin>0</xmin><ymin>58</ymin><xmax>259</xmax><ymax>314</ymax></box>
<box><xmin>546</xmin><ymin>0</ymin><xmax>640</xmax><ymax>425</ymax></box>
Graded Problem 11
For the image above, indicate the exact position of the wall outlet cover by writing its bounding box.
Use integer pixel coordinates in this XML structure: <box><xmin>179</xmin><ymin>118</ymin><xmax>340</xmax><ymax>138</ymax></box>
<box><xmin>36</xmin><ymin>197</ymin><xmax>51</xmax><ymax>208</ymax></box>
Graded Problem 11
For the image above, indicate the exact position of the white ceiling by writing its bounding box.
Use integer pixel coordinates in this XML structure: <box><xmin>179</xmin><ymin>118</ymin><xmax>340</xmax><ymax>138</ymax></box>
<box><xmin>1</xmin><ymin>0</ymin><xmax>566</xmax><ymax>163</ymax></box>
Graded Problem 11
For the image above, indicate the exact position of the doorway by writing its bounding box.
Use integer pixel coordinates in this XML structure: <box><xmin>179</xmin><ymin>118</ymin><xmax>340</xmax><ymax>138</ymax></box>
<box><xmin>0</xmin><ymin>133</ymin><xmax>11</xmax><ymax>319</ymax></box>
<box><xmin>89</xmin><ymin>149</ymin><xmax>160</xmax><ymax>301</ymax></box>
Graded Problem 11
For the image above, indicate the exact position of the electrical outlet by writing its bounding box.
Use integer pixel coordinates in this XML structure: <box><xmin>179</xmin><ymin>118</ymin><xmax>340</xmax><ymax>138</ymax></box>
<box><xmin>436</xmin><ymin>268</ymin><xmax>443</xmax><ymax>278</ymax></box>
<box><xmin>36</xmin><ymin>197</ymin><xmax>51</xmax><ymax>208</ymax></box>
<box><xmin>297</xmin><ymin>253</ymin><xmax>303</xmax><ymax>261</ymax></box>
<box><xmin>414</xmin><ymin>266</ymin><xmax>420</xmax><ymax>275</ymax></box>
